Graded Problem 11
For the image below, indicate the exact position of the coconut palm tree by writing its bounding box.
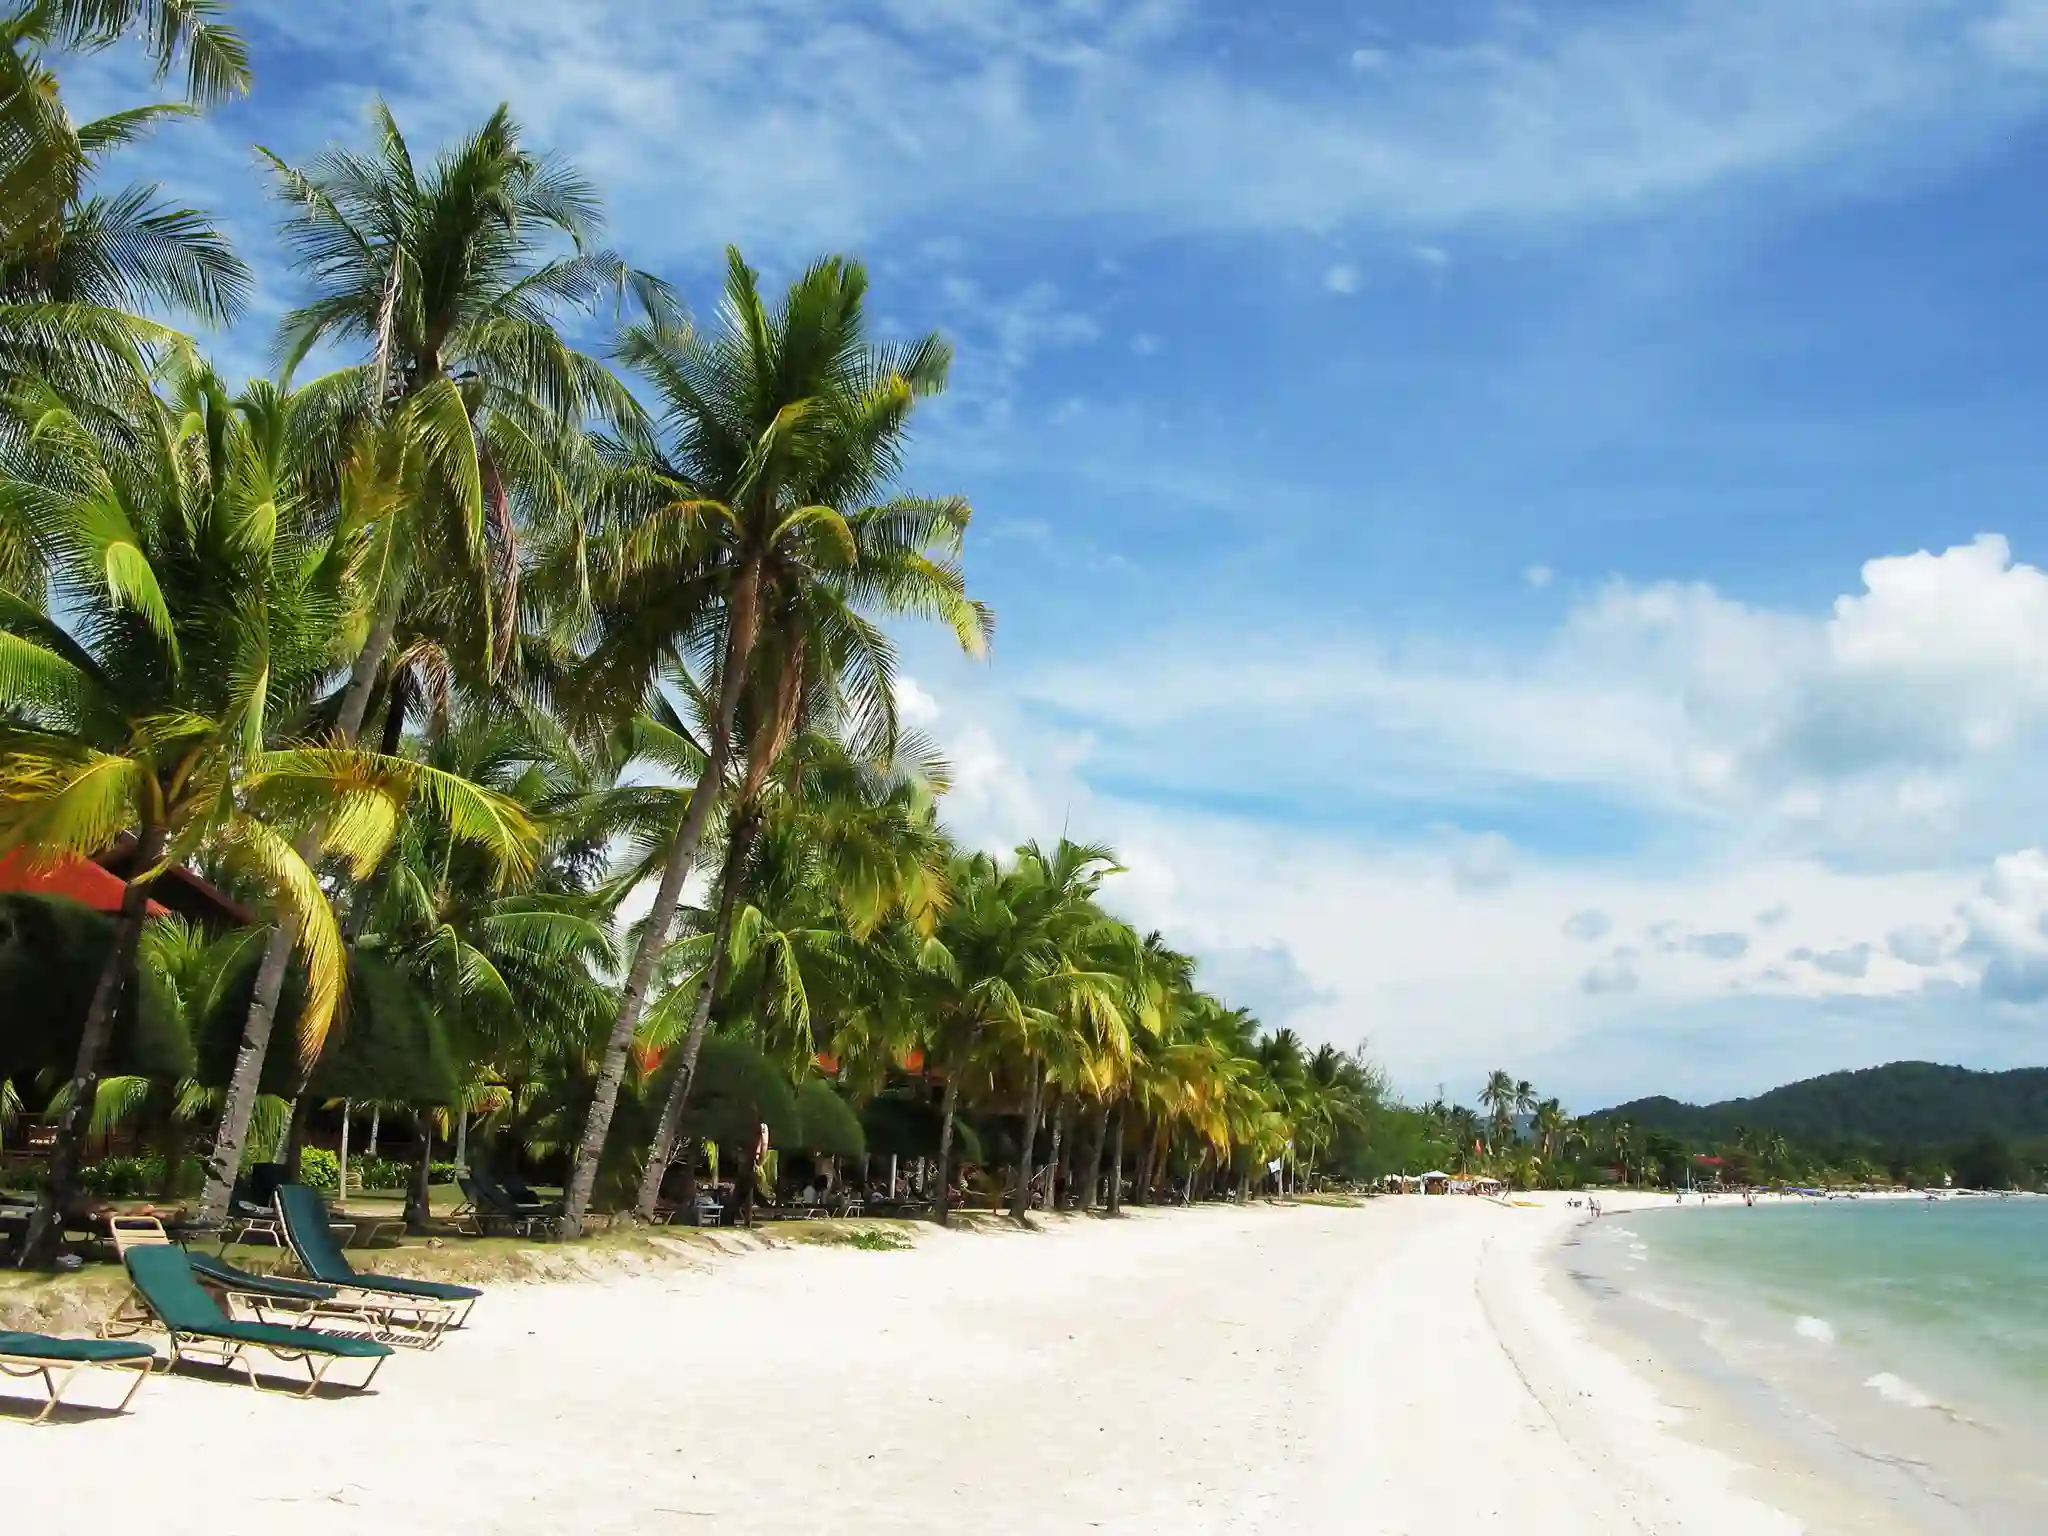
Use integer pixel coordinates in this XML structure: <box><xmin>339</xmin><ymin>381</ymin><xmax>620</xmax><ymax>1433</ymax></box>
<box><xmin>631</xmin><ymin>723</ymin><xmax>948</xmax><ymax>1219</ymax></box>
<box><xmin>349</xmin><ymin>711</ymin><xmax>617</xmax><ymax>1204</ymax></box>
<box><xmin>561</xmin><ymin>248</ymin><xmax>990</xmax><ymax>1234</ymax></box>
<box><xmin>203</xmin><ymin>103</ymin><xmax>647</xmax><ymax>1223</ymax></box>
<box><xmin>2</xmin><ymin>1</ymin><xmax>251</xmax><ymax>465</ymax></box>
<box><xmin>4</xmin><ymin>0</ymin><xmax>249</xmax><ymax>262</ymax></box>
<box><xmin>1533</xmin><ymin>1097</ymin><xmax>1566</xmax><ymax>1163</ymax></box>
<box><xmin>1479</xmin><ymin>1069</ymin><xmax>1518</xmax><ymax>1153</ymax></box>
<box><xmin>0</xmin><ymin>364</ymin><xmax>532</xmax><ymax>1263</ymax></box>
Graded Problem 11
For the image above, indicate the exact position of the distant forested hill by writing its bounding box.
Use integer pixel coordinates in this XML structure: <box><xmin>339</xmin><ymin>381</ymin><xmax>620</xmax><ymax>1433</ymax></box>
<box><xmin>1593</xmin><ymin>1062</ymin><xmax>2048</xmax><ymax>1147</ymax></box>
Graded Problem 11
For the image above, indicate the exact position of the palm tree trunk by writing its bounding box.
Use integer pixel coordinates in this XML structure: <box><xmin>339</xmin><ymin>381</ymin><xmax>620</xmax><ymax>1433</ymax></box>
<box><xmin>633</xmin><ymin>816</ymin><xmax>753</xmax><ymax>1220</ymax></box>
<box><xmin>1105</xmin><ymin>1101</ymin><xmax>1125</xmax><ymax>1216</ymax></box>
<box><xmin>1079</xmin><ymin>1101</ymin><xmax>1108</xmax><ymax>1212</ymax></box>
<box><xmin>1008</xmin><ymin>1057</ymin><xmax>1045</xmax><ymax>1221</ymax></box>
<box><xmin>1147</xmin><ymin>1129</ymin><xmax>1171</xmax><ymax>1205</ymax></box>
<box><xmin>197</xmin><ymin>925</ymin><xmax>295</xmax><ymax>1224</ymax></box>
<box><xmin>562</xmin><ymin>562</ymin><xmax>763</xmax><ymax>1237</ymax></box>
<box><xmin>1055</xmin><ymin>1095</ymin><xmax>1077</xmax><ymax>1210</ymax></box>
<box><xmin>368</xmin><ymin>1104</ymin><xmax>379</xmax><ymax>1157</ymax></box>
<box><xmin>933</xmin><ymin>1071</ymin><xmax>961</xmax><ymax>1228</ymax></box>
<box><xmin>19</xmin><ymin>823</ymin><xmax>166</xmax><ymax>1268</ymax></box>
<box><xmin>676</xmin><ymin>1135</ymin><xmax>699</xmax><ymax>1217</ymax></box>
<box><xmin>403</xmin><ymin>1119</ymin><xmax>433</xmax><ymax>1234</ymax></box>
<box><xmin>1043</xmin><ymin>1089</ymin><xmax>1065</xmax><ymax>1211</ymax></box>
<box><xmin>282</xmin><ymin>1092</ymin><xmax>312</xmax><ymax>1182</ymax></box>
<box><xmin>197</xmin><ymin>598</ymin><xmax>396</xmax><ymax>1227</ymax></box>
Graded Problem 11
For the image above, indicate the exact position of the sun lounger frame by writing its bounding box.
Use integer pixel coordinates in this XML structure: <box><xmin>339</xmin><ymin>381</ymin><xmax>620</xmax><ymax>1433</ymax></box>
<box><xmin>117</xmin><ymin>1249</ymin><xmax>390</xmax><ymax>1398</ymax></box>
<box><xmin>275</xmin><ymin>1188</ymin><xmax>472</xmax><ymax>1344</ymax></box>
<box><xmin>0</xmin><ymin>1344</ymin><xmax>152</xmax><ymax>1425</ymax></box>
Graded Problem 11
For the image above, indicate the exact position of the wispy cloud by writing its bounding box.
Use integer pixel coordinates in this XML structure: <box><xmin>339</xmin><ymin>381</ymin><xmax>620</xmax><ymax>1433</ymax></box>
<box><xmin>124</xmin><ymin>0</ymin><xmax>2048</xmax><ymax>277</ymax></box>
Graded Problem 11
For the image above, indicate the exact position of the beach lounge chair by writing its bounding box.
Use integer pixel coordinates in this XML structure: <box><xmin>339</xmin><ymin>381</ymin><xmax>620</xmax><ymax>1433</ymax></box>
<box><xmin>0</xmin><ymin>1330</ymin><xmax>155</xmax><ymax>1424</ymax></box>
<box><xmin>120</xmin><ymin>1246</ymin><xmax>390</xmax><ymax>1397</ymax></box>
<box><xmin>276</xmin><ymin>1185</ymin><xmax>480</xmax><ymax>1340</ymax></box>
<box><xmin>457</xmin><ymin>1170</ymin><xmax>559</xmax><ymax>1237</ymax></box>
<box><xmin>220</xmin><ymin>1162</ymin><xmax>289</xmax><ymax>1246</ymax></box>
<box><xmin>105</xmin><ymin>1215</ymin><xmax>415</xmax><ymax>1341</ymax></box>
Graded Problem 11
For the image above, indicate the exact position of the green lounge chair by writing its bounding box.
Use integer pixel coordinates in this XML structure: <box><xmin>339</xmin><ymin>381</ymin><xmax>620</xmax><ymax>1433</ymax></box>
<box><xmin>275</xmin><ymin>1185</ymin><xmax>480</xmax><ymax>1341</ymax></box>
<box><xmin>104</xmin><ymin>1215</ymin><xmax>355</xmax><ymax>1338</ymax></box>
<box><xmin>122</xmin><ymin>1246</ymin><xmax>391</xmax><ymax>1397</ymax></box>
<box><xmin>0</xmin><ymin>1331</ymin><xmax>154</xmax><ymax>1424</ymax></box>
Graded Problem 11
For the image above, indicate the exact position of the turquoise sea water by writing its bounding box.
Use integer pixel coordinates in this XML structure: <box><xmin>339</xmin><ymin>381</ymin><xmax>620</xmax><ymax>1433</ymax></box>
<box><xmin>1567</xmin><ymin>1196</ymin><xmax>2048</xmax><ymax>1532</ymax></box>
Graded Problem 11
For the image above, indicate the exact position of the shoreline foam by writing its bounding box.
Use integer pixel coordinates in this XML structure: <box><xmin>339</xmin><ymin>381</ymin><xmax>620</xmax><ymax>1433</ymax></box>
<box><xmin>1568</xmin><ymin>1196</ymin><xmax>2048</xmax><ymax>1534</ymax></box>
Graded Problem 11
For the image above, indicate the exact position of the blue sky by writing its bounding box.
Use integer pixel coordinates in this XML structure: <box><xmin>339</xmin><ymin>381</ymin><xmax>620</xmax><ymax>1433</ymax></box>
<box><xmin>73</xmin><ymin>0</ymin><xmax>2048</xmax><ymax>1109</ymax></box>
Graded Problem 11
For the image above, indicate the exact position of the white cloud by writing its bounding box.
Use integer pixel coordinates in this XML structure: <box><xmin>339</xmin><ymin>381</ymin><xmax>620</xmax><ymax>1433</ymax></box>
<box><xmin>1448</xmin><ymin>830</ymin><xmax>1515</xmax><ymax>893</ymax></box>
<box><xmin>901</xmin><ymin>646</ymin><xmax>1987</xmax><ymax>1100</ymax></box>
<box><xmin>1524</xmin><ymin>563</ymin><xmax>1555</xmax><ymax>589</ymax></box>
<box><xmin>1959</xmin><ymin>849</ymin><xmax>2048</xmax><ymax>1003</ymax></box>
<box><xmin>1581</xmin><ymin>953</ymin><xmax>1641</xmax><ymax>995</ymax></box>
<box><xmin>1562</xmin><ymin>909</ymin><xmax>1611</xmax><ymax>942</ymax></box>
<box><xmin>1976</xmin><ymin>0</ymin><xmax>2048</xmax><ymax>69</ymax></box>
<box><xmin>1686</xmin><ymin>932</ymin><xmax>1750</xmax><ymax>961</ymax></box>
<box><xmin>1130</xmin><ymin>333</ymin><xmax>1160</xmax><ymax>356</ymax></box>
<box><xmin>1888</xmin><ymin>925</ymin><xmax>1948</xmax><ymax>966</ymax></box>
<box><xmin>1796</xmin><ymin>942</ymin><xmax>1874</xmax><ymax>979</ymax></box>
<box><xmin>1323</xmin><ymin>263</ymin><xmax>1361</xmax><ymax>295</ymax></box>
<box><xmin>1022</xmin><ymin>535</ymin><xmax>2048</xmax><ymax>864</ymax></box>
<box><xmin>1349</xmin><ymin>47</ymin><xmax>1391</xmax><ymax>73</ymax></box>
<box><xmin>894</xmin><ymin>675</ymin><xmax>944</xmax><ymax>727</ymax></box>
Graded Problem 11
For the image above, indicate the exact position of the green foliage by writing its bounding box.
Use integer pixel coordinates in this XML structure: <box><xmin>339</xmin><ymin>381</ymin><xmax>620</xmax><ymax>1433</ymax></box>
<box><xmin>297</xmin><ymin>1145</ymin><xmax>339</xmax><ymax>1191</ymax></box>
<box><xmin>682</xmin><ymin>1036</ymin><xmax>800</xmax><ymax>1155</ymax></box>
<box><xmin>0</xmin><ymin>895</ymin><xmax>189</xmax><ymax>1079</ymax></box>
<box><xmin>794</xmin><ymin>1078</ymin><xmax>865</xmax><ymax>1159</ymax></box>
<box><xmin>349</xmin><ymin>1156</ymin><xmax>413</xmax><ymax>1192</ymax></box>
<box><xmin>1595</xmin><ymin>1063</ymin><xmax>2048</xmax><ymax>1147</ymax></box>
<box><xmin>1952</xmin><ymin>1134</ymin><xmax>2026</xmax><ymax>1190</ymax></box>
<box><xmin>859</xmin><ymin>1088</ymin><xmax>981</xmax><ymax>1163</ymax></box>
<box><xmin>79</xmin><ymin>1153</ymin><xmax>163</xmax><ymax>1197</ymax></box>
<box><xmin>308</xmin><ymin>956</ymin><xmax>459</xmax><ymax>1106</ymax></box>
<box><xmin>189</xmin><ymin>950</ymin><xmax>458</xmax><ymax>1105</ymax></box>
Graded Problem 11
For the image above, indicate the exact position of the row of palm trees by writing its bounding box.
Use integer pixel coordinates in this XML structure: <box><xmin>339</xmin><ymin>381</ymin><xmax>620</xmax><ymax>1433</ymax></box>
<box><xmin>1439</xmin><ymin>1078</ymin><xmax>1836</xmax><ymax>1189</ymax></box>
<box><xmin>0</xmin><ymin>2</ymin><xmax>1387</xmax><ymax>1264</ymax></box>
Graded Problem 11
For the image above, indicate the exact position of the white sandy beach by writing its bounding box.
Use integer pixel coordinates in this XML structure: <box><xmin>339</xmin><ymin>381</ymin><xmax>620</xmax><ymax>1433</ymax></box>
<box><xmin>8</xmin><ymin>1194</ymin><xmax>1894</xmax><ymax>1534</ymax></box>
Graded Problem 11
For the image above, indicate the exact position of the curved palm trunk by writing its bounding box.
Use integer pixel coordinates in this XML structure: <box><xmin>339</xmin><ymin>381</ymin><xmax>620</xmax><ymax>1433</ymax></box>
<box><xmin>562</xmin><ymin>561</ymin><xmax>762</xmax><ymax>1237</ymax></box>
<box><xmin>1008</xmin><ymin>1057</ymin><xmax>1045</xmax><ymax>1221</ymax></box>
<box><xmin>932</xmin><ymin>1071</ymin><xmax>961</xmax><ymax>1228</ymax></box>
<box><xmin>19</xmin><ymin>823</ymin><xmax>166</xmax><ymax>1268</ymax></box>
<box><xmin>196</xmin><ymin>594</ymin><xmax>397</xmax><ymax>1226</ymax></box>
<box><xmin>633</xmin><ymin>819</ymin><xmax>753</xmax><ymax>1220</ymax></box>
<box><xmin>1105</xmin><ymin>1101</ymin><xmax>1125</xmax><ymax>1216</ymax></box>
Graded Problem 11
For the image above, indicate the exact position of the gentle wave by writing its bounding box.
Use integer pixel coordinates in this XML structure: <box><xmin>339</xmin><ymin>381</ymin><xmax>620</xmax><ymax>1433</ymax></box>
<box><xmin>1865</xmin><ymin>1371</ymin><xmax>1938</xmax><ymax>1410</ymax></box>
<box><xmin>1795</xmin><ymin>1315</ymin><xmax>1836</xmax><ymax>1345</ymax></box>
